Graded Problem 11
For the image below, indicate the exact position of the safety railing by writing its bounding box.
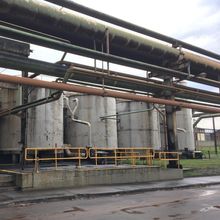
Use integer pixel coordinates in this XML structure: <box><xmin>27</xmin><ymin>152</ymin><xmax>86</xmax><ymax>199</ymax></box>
<box><xmin>89</xmin><ymin>147</ymin><xmax>154</xmax><ymax>166</ymax></box>
<box><xmin>24</xmin><ymin>147</ymin><xmax>180</xmax><ymax>172</ymax></box>
<box><xmin>25</xmin><ymin>147</ymin><xmax>88</xmax><ymax>172</ymax></box>
<box><xmin>159</xmin><ymin>151</ymin><xmax>180</xmax><ymax>168</ymax></box>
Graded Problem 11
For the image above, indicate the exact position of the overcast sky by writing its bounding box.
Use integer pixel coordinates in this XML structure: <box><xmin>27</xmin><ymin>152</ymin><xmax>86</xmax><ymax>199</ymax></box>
<box><xmin>2</xmin><ymin>0</ymin><xmax>220</xmax><ymax>129</ymax></box>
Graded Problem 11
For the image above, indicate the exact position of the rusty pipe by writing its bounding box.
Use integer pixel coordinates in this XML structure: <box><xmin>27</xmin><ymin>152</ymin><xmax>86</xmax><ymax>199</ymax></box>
<box><xmin>0</xmin><ymin>72</ymin><xmax>220</xmax><ymax>113</ymax></box>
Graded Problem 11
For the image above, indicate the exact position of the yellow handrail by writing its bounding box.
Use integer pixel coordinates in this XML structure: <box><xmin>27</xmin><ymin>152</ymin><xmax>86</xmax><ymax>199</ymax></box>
<box><xmin>89</xmin><ymin>147</ymin><xmax>154</xmax><ymax>166</ymax></box>
<box><xmin>159</xmin><ymin>151</ymin><xmax>180</xmax><ymax>168</ymax></box>
<box><xmin>25</xmin><ymin>147</ymin><xmax>88</xmax><ymax>171</ymax></box>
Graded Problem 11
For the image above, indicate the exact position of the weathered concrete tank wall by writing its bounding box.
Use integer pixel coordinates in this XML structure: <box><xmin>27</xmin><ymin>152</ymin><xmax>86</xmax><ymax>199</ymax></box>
<box><xmin>27</xmin><ymin>88</ymin><xmax>63</xmax><ymax>148</ymax></box>
<box><xmin>64</xmin><ymin>94</ymin><xmax>118</xmax><ymax>148</ymax></box>
<box><xmin>0</xmin><ymin>83</ymin><xmax>21</xmax><ymax>153</ymax></box>
<box><xmin>116</xmin><ymin>100</ymin><xmax>161</xmax><ymax>149</ymax></box>
<box><xmin>176</xmin><ymin>108</ymin><xmax>195</xmax><ymax>150</ymax></box>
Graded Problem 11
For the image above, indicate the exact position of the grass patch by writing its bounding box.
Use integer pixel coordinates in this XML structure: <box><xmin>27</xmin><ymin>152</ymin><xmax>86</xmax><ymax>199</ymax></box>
<box><xmin>181</xmin><ymin>146</ymin><xmax>220</xmax><ymax>177</ymax></box>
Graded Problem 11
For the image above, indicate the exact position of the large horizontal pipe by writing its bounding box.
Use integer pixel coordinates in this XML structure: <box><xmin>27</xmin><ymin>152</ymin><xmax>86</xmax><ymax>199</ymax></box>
<box><xmin>0</xmin><ymin>0</ymin><xmax>220</xmax><ymax>79</ymax></box>
<box><xmin>45</xmin><ymin>0</ymin><xmax>220</xmax><ymax>61</ymax></box>
<box><xmin>0</xmin><ymin>51</ymin><xmax>67</xmax><ymax>76</ymax></box>
<box><xmin>1</xmin><ymin>25</ymin><xmax>220</xmax><ymax>89</ymax></box>
<box><xmin>1</xmin><ymin>50</ymin><xmax>220</xmax><ymax>105</ymax></box>
<box><xmin>0</xmin><ymin>73</ymin><xmax>220</xmax><ymax>113</ymax></box>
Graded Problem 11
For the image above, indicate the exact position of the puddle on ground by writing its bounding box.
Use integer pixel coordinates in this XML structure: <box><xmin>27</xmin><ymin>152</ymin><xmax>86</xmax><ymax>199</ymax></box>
<box><xmin>200</xmin><ymin>190</ymin><xmax>216</xmax><ymax>197</ymax></box>
<box><xmin>168</xmin><ymin>214</ymin><xmax>181</xmax><ymax>217</ymax></box>
<box><xmin>63</xmin><ymin>206</ymin><xmax>85</xmax><ymax>213</ymax></box>
<box><xmin>7</xmin><ymin>214</ymin><xmax>26</xmax><ymax>220</ymax></box>
<box><xmin>119</xmin><ymin>198</ymin><xmax>190</xmax><ymax>215</ymax></box>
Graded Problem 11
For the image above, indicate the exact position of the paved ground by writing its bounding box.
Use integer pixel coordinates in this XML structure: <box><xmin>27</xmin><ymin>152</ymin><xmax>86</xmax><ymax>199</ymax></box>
<box><xmin>1</xmin><ymin>184</ymin><xmax>220</xmax><ymax>220</ymax></box>
<box><xmin>1</xmin><ymin>175</ymin><xmax>220</xmax><ymax>207</ymax></box>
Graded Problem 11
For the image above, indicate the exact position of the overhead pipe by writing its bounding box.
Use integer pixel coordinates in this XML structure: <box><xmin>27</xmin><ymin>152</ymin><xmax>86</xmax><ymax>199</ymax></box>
<box><xmin>70</xmin><ymin>66</ymin><xmax>220</xmax><ymax>105</ymax></box>
<box><xmin>0</xmin><ymin>0</ymin><xmax>220</xmax><ymax>79</ymax></box>
<box><xmin>44</xmin><ymin>0</ymin><xmax>220</xmax><ymax>61</ymax></box>
<box><xmin>100</xmin><ymin>106</ymin><xmax>154</xmax><ymax>120</ymax></box>
<box><xmin>0</xmin><ymin>91</ymin><xmax>61</xmax><ymax>117</ymax></box>
<box><xmin>1</xmin><ymin>50</ymin><xmax>220</xmax><ymax>105</ymax></box>
<box><xmin>0</xmin><ymin>25</ymin><xmax>190</xmax><ymax>79</ymax></box>
<box><xmin>64</xmin><ymin>96</ymin><xmax>92</xmax><ymax>147</ymax></box>
<box><xmin>1</xmin><ymin>73</ymin><xmax>220</xmax><ymax>113</ymax></box>
<box><xmin>62</xmin><ymin>78</ymin><xmax>220</xmax><ymax>110</ymax></box>
<box><xmin>193</xmin><ymin>113</ymin><xmax>220</xmax><ymax>128</ymax></box>
<box><xmin>0</xmin><ymin>68</ymin><xmax>73</xmax><ymax>117</ymax></box>
<box><xmin>1</xmin><ymin>25</ymin><xmax>220</xmax><ymax>90</ymax></box>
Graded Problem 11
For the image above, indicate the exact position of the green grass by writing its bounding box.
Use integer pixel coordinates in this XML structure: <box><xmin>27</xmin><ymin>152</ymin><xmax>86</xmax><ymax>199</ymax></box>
<box><xmin>181</xmin><ymin>159</ymin><xmax>220</xmax><ymax>169</ymax></box>
<box><xmin>110</xmin><ymin>146</ymin><xmax>220</xmax><ymax>177</ymax></box>
<box><xmin>180</xmin><ymin>146</ymin><xmax>220</xmax><ymax>177</ymax></box>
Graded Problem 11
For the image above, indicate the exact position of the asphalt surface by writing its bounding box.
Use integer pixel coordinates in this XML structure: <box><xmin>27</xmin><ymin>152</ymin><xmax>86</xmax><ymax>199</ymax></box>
<box><xmin>0</xmin><ymin>175</ymin><xmax>220</xmax><ymax>207</ymax></box>
<box><xmin>1</xmin><ymin>184</ymin><xmax>220</xmax><ymax>220</ymax></box>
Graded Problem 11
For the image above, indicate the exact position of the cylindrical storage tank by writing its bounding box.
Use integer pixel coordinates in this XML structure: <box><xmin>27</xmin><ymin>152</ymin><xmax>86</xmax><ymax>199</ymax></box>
<box><xmin>116</xmin><ymin>100</ymin><xmax>161</xmax><ymax>150</ymax></box>
<box><xmin>0</xmin><ymin>83</ymin><xmax>21</xmax><ymax>153</ymax></box>
<box><xmin>176</xmin><ymin>108</ymin><xmax>195</xmax><ymax>151</ymax></box>
<box><xmin>64</xmin><ymin>94</ymin><xmax>118</xmax><ymax>148</ymax></box>
<box><xmin>27</xmin><ymin>88</ymin><xmax>63</xmax><ymax>148</ymax></box>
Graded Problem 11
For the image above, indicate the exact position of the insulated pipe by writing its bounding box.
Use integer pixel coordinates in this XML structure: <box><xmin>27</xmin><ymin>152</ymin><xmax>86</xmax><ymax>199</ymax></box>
<box><xmin>1</xmin><ymin>73</ymin><xmax>220</xmax><ymax>113</ymax></box>
<box><xmin>44</xmin><ymin>0</ymin><xmax>220</xmax><ymax>60</ymax></box>
<box><xmin>100</xmin><ymin>107</ymin><xmax>154</xmax><ymax>120</ymax></box>
<box><xmin>0</xmin><ymin>25</ymin><xmax>187</xmax><ymax>79</ymax></box>
<box><xmin>1</xmin><ymin>25</ymin><xmax>220</xmax><ymax>89</ymax></box>
<box><xmin>1</xmin><ymin>0</ymin><xmax>220</xmax><ymax>78</ymax></box>
<box><xmin>64</xmin><ymin>96</ymin><xmax>92</xmax><ymax>147</ymax></box>
<box><xmin>193</xmin><ymin>114</ymin><xmax>220</xmax><ymax>128</ymax></box>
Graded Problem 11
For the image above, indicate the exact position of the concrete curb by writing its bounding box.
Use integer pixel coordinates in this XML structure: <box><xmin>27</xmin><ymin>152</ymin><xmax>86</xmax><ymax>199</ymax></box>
<box><xmin>1</xmin><ymin>181</ymin><xmax>220</xmax><ymax>208</ymax></box>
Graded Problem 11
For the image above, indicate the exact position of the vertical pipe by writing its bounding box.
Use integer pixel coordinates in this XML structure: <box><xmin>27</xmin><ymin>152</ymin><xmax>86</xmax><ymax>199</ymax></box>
<box><xmin>212</xmin><ymin>117</ymin><xmax>218</xmax><ymax>155</ymax></box>
<box><xmin>164</xmin><ymin>78</ymin><xmax>179</xmax><ymax>168</ymax></box>
<box><xmin>20</xmin><ymin>71</ymin><xmax>28</xmax><ymax>169</ymax></box>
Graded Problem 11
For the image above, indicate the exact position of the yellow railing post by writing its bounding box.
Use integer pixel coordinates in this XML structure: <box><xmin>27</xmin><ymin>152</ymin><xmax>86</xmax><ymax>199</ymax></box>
<box><xmin>78</xmin><ymin>148</ymin><xmax>81</xmax><ymax>167</ymax></box>
<box><xmin>34</xmin><ymin>149</ymin><xmax>39</xmax><ymax>173</ymax></box>
<box><xmin>95</xmin><ymin>148</ymin><xmax>98</xmax><ymax>166</ymax></box>
<box><xmin>114</xmin><ymin>149</ymin><xmax>117</xmax><ymax>166</ymax></box>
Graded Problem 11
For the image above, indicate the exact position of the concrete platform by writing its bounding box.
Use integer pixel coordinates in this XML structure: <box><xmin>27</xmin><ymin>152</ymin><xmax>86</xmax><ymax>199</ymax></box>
<box><xmin>0</xmin><ymin>174</ymin><xmax>15</xmax><ymax>187</ymax></box>
<box><xmin>15</xmin><ymin>165</ymin><xmax>183</xmax><ymax>190</ymax></box>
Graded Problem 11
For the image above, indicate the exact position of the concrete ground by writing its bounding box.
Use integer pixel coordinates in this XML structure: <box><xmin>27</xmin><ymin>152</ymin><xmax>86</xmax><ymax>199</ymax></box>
<box><xmin>0</xmin><ymin>176</ymin><xmax>220</xmax><ymax>206</ymax></box>
<box><xmin>1</xmin><ymin>181</ymin><xmax>220</xmax><ymax>219</ymax></box>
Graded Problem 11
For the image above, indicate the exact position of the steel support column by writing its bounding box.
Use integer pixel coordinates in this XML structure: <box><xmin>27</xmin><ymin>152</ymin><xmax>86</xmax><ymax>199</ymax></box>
<box><xmin>164</xmin><ymin>78</ymin><xmax>179</xmax><ymax>168</ymax></box>
<box><xmin>20</xmin><ymin>71</ymin><xmax>28</xmax><ymax>168</ymax></box>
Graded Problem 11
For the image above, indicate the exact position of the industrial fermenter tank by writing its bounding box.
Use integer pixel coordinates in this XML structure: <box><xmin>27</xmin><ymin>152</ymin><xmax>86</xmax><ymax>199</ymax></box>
<box><xmin>176</xmin><ymin>108</ymin><xmax>195</xmax><ymax>151</ymax></box>
<box><xmin>0</xmin><ymin>83</ymin><xmax>21</xmax><ymax>156</ymax></box>
<box><xmin>27</xmin><ymin>88</ymin><xmax>63</xmax><ymax>148</ymax></box>
<box><xmin>116</xmin><ymin>100</ymin><xmax>161</xmax><ymax>150</ymax></box>
<box><xmin>64</xmin><ymin>94</ymin><xmax>118</xmax><ymax>148</ymax></box>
